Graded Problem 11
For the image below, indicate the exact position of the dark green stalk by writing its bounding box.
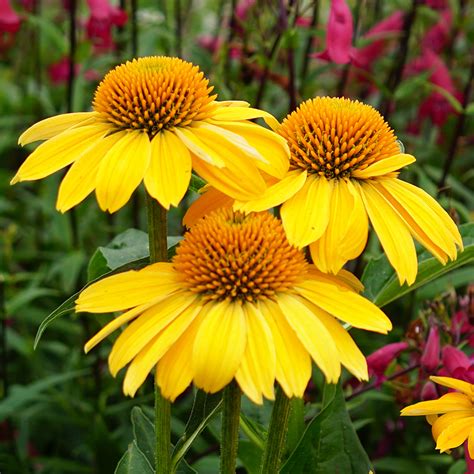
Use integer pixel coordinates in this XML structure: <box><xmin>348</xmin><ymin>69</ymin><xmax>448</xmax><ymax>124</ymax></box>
<box><xmin>146</xmin><ymin>194</ymin><xmax>171</xmax><ymax>474</ymax></box>
<box><xmin>220</xmin><ymin>382</ymin><xmax>242</xmax><ymax>474</ymax></box>
<box><xmin>260</xmin><ymin>386</ymin><xmax>291</xmax><ymax>474</ymax></box>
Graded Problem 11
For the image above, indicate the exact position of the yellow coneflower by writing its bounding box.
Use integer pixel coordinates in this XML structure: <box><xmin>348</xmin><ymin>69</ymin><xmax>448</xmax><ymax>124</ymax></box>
<box><xmin>185</xmin><ymin>97</ymin><xmax>463</xmax><ymax>285</ymax></box>
<box><xmin>76</xmin><ymin>209</ymin><xmax>391</xmax><ymax>404</ymax></box>
<box><xmin>401</xmin><ymin>376</ymin><xmax>474</xmax><ymax>459</ymax></box>
<box><xmin>12</xmin><ymin>56</ymin><xmax>289</xmax><ymax>213</ymax></box>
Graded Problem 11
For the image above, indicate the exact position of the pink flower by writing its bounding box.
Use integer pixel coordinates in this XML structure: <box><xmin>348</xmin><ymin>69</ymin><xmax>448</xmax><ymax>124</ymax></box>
<box><xmin>235</xmin><ymin>0</ymin><xmax>255</xmax><ymax>22</ymax></box>
<box><xmin>367</xmin><ymin>342</ymin><xmax>409</xmax><ymax>381</ymax></box>
<box><xmin>316</xmin><ymin>0</ymin><xmax>353</xmax><ymax>64</ymax></box>
<box><xmin>421</xmin><ymin>9</ymin><xmax>452</xmax><ymax>54</ymax></box>
<box><xmin>424</xmin><ymin>0</ymin><xmax>448</xmax><ymax>10</ymax></box>
<box><xmin>0</xmin><ymin>0</ymin><xmax>21</xmax><ymax>34</ymax></box>
<box><xmin>48</xmin><ymin>57</ymin><xmax>80</xmax><ymax>85</ymax></box>
<box><xmin>420</xmin><ymin>326</ymin><xmax>440</xmax><ymax>372</ymax></box>
<box><xmin>441</xmin><ymin>346</ymin><xmax>474</xmax><ymax>383</ymax></box>
<box><xmin>420</xmin><ymin>381</ymin><xmax>438</xmax><ymax>400</ymax></box>
<box><xmin>351</xmin><ymin>11</ymin><xmax>403</xmax><ymax>69</ymax></box>
<box><xmin>86</xmin><ymin>0</ymin><xmax>127</xmax><ymax>51</ymax></box>
<box><xmin>295</xmin><ymin>16</ymin><xmax>312</xmax><ymax>28</ymax></box>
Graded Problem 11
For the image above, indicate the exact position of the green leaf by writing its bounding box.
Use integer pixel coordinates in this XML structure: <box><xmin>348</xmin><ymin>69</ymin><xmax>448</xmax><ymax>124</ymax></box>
<box><xmin>131</xmin><ymin>407</ymin><xmax>155</xmax><ymax>467</ymax></box>
<box><xmin>0</xmin><ymin>370</ymin><xmax>88</xmax><ymax>421</ymax></box>
<box><xmin>429</xmin><ymin>84</ymin><xmax>464</xmax><ymax>113</ymax></box>
<box><xmin>115</xmin><ymin>441</ymin><xmax>154</xmax><ymax>474</ymax></box>
<box><xmin>87</xmin><ymin>229</ymin><xmax>149</xmax><ymax>281</ymax></box>
<box><xmin>171</xmin><ymin>390</ymin><xmax>222</xmax><ymax>471</ymax></box>
<box><xmin>465</xmin><ymin>102</ymin><xmax>474</xmax><ymax>115</ymax></box>
<box><xmin>281</xmin><ymin>382</ymin><xmax>372</xmax><ymax>474</ymax></box>
<box><xmin>362</xmin><ymin>223</ymin><xmax>474</xmax><ymax>307</ymax></box>
<box><xmin>189</xmin><ymin>173</ymin><xmax>206</xmax><ymax>193</ymax></box>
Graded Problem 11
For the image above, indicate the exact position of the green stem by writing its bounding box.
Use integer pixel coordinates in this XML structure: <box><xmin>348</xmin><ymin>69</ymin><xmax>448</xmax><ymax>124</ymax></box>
<box><xmin>261</xmin><ymin>386</ymin><xmax>291</xmax><ymax>474</ymax></box>
<box><xmin>146</xmin><ymin>194</ymin><xmax>170</xmax><ymax>474</ymax></box>
<box><xmin>220</xmin><ymin>382</ymin><xmax>242</xmax><ymax>474</ymax></box>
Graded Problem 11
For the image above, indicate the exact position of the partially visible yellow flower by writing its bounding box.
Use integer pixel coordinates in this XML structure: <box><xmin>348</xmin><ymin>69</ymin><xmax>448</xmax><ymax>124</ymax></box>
<box><xmin>185</xmin><ymin>97</ymin><xmax>463</xmax><ymax>285</ymax></box>
<box><xmin>401</xmin><ymin>376</ymin><xmax>474</xmax><ymax>458</ymax></box>
<box><xmin>76</xmin><ymin>209</ymin><xmax>391</xmax><ymax>403</ymax></box>
<box><xmin>12</xmin><ymin>56</ymin><xmax>289</xmax><ymax>213</ymax></box>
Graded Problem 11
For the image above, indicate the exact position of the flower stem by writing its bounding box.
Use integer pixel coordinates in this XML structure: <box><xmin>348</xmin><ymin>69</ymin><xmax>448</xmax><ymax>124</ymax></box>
<box><xmin>220</xmin><ymin>382</ymin><xmax>242</xmax><ymax>474</ymax></box>
<box><xmin>146</xmin><ymin>194</ymin><xmax>170</xmax><ymax>474</ymax></box>
<box><xmin>261</xmin><ymin>386</ymin><xmax>291</xmax><ymax>474</ymax></box>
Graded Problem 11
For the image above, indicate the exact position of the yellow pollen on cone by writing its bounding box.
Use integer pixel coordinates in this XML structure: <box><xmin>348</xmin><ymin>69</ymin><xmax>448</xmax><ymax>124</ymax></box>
<box><xmin>93</xmin><ymin>56</ymin><xmax>217</xmax><ymax>137</ymax></box>
<box><xmin>173</xmin><ymin>210</ymin><xmax>308</xmax><ymax>303</ymax></box>
<box><xmin>279</xmin><ymin>97</ymin><xmax>401</xmax><ymax>179</ymax></box>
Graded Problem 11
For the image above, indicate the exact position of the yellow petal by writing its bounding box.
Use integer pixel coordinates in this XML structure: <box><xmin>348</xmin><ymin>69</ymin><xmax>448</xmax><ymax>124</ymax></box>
<box><xmin>436</xmin><ymin>417</ymin><xmax>474</xmax><ymax>453</ymax></box>
<box><xmin>157</xmin><ymin>310</ymin><xmax>207</xmax><ymax>402</ymax></box>
<box><xmin>108</xmin><ymin>292</ymin><xmax>196</xmax><ymax>376</ymax></box>
<box><xmin>122</xmin><ymin>302</ymin><xmax>202</xmax><ymax>396</ymax></box>
<box><xmin>192</xmin><ymin>300</ymin><xmax>247</xmax><ymax>393</ymax></box>
<box><xmin>468</xmin><ymin>426</ymin><xmax>474</xmax><ymax>460</ymax></box>
<box><xmin>192</xmin><ymin>154</ymin><xmax>266</xmax><ymax>201</ymax></box>
<box><xmin>357</xmin><ymin>181</ymin><xmax>418</xmax><ymax>286</ymax></box>
<box><xmin>235</xmin><ymin>170</ymin><xmax>307</xmax><ymax>213</ymax></box>
<box><xmin>281</xmin><ymin>175</ymin><xmax>333</xmax><ymax>248</ymax></box>
<box><xmin>210</xmin><ymin>106</ymin><xmax>274</xmax><ymax>121</ymax></box>
<box><xmin>432</xmin><ymin>411</ymin><xmax>474</xmax><ymax>441</ymax></box>
<box><xmin>75</xmin><ymin>263</ymin><xmax>179</xmax><ymax>313</ymax></box>
<box><xmin>56</xmin><ymin>131</ymin><xmax>125</xmax><ymax>212</ymax></box>
<box><xmin>305</xmin><ymin>301</ymin><xmax>368</xmax><ymax>380</ymax></box>
<box><xmin>377</xmin><ymin>179</ymin><xmax>461</xmax><ymax>261</ymax></box>
<box><xmin>18</xmin><ymin>112</ymin><xmax>98</xmax><ymax>145</ymax></box>
<box><xmin>352</xmin><ymin>154</ymin><xmax>416</xmax><ymax>179</ymax></box>
<box><xmin>259</xmin><ymin>299</ymin><xmax>311</xmax><ymax>398</ymax></box>
<box><xmin>430</xmin><ymin>376</ymin><xmax>474</xmax><ymax>397</ymax></box>
<box><xmin>143</xmin><ymin>130</ymin><xmax>192</xmax><ymax>209</ymax></box>
<box><xmin>401</xmin><ymin>392</ymin><xmax>473</xmax><ymax>416</ymax></box>
<box><xmin>235</xmin><ymin>303</ymin><xmax>276</xmax><ymax>404</ymax></box>
<box><xmin>95</xmin><ymin>130</ymin><xmax>151</xmax><ymax>213</ymax></box>
<box><xmin>182</xmin><ymin>187</ymin><xmax>233</xmax><ymax>228</ymax></box>
<box><xmin>277</xmin><ymin>293</ymin><xmax>341</xmax><ymax>383</ymax></box>
<box><xmin>296</xmin><ymin>277</ymin><xmax>392</xmax><ymax>333</ymax></box>
<box><xmin>174</xmin><ymin>127</ymin><xmax>225</xmax><ymax>167</ymax></box>
<box><xmin>11</xmin><ymin>124</ymin><xmax>110</xmax><ymax>184</ymax></box>
<box><xmin>215</xmin><ymin>121</ymin><xmax>290</xmax><ymax>179</ymax></box>
<box><xmin>309</xmin><ymin>178</ymin><xmax>357</xmax><ymax>273</ymax></box>
<box><xmin>306</xmin><ymin>268</ymin><xmax>364</xmax><ymax>293</ymax></box>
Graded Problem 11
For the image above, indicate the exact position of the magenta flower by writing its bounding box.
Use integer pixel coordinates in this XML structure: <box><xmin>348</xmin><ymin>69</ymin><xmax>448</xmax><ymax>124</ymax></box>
<box><xmin>441</xmin><ymin>346</ymin><xmax>474</xmax><ymax>383</ymax></box>
<box><xmin>351</xmin><ymin>11</ymin><xmax>403</xmax><ymax>69</ymax></box>
<box><xmin>420</xmin><ymin>380</ymin><xmax>438</xmax><ymax>400</ymax></box>
<box><xmin>316</xmin><ymin>0</ymin><xmax>353</xmax><ymax>64</ymax></box>
<box><xmin>86</xmin><ymin>0</ymin><xmax>127</xmax><ymax>51</ymax></box>
<box><xmin>367</xmin><ymin>342</ymin><xmax>409</xmax><ymax>382</ymax></box>
<box><xmin>48</xmin><ymin>57</ymin><xmax>80</xmax><ymax>85</ymax></box>
<box><xmin>420</xmin><ymin>326</ymin><xmax>440</xmax><ymax>372</ymax></box>
<box><xmin>421</xmin><ymin>9</ymin><xmax>452</xmax><ymax>54</ymax></box>
<box><xmin>0</xmin><ymin>0</ymin><xmax>21</xmax><ymax>33</ymax></box>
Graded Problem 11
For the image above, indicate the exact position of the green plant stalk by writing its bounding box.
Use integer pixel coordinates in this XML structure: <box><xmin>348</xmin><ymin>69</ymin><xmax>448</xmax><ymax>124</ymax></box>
<box><xmin>146</xmin><ymin>193</ymin><xmax>171</xmax><ymax>474</ymax></box>
<box><xmin>220</xmin><ymin>382</ymin><xmax>242</xmax><ymax>474</ymax></box>
<box><xmin>261</xmin><ymin>386</ymin><xmax>291</xmax><ymax>474</ymax></box>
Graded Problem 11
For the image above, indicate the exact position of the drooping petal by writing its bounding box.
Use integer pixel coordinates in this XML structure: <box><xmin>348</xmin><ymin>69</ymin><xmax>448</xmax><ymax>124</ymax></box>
<box><xmin>307</xmin><ymin>267</ymin><xmax>364</xmax><ymax>293</ymax></box>
<box><xmin>436</xmin><ymin>417</ymin><xmax>474</xmax><ymax>453</ymax></box>
<box><xmin>357</xmin><ymin>180</ymin><xmax>418</xmax><ymax>285</ymax></box>
<box><xmin>75</xmin><ymin>263</ymin><xmax>179</xmax><ymax>313</ymax></box>
<box><xmin>156</xmin><ymin>309</ymin><xmax>208</xmax><ymax>401</ymax></box>
<box><xmin>57</xmin><ymin>131</ymin><xmax>125</xmax><ymax>212</ymax></box>
<box><xmin>192</xmin><ymin>300</ymin><xmax>247</xmax><ymax>393</ymax></box>
<box><xmin>400</xmin><ymin>392</ymin><xmax>473</xmax><ymax>416</ymax></box>
<box><xmin>18</xmin><ymin>112</ymin><xmax>98</xmax><ymax>145</ymax></box>
<box><xmin>430</xmin><ymin>376</ymin><xmax>474</xmax><ymax>398</ymax></box>
<box><xmin>215</xmin><ymin>121</ymin><xmax>289</xmax><ymax>179</ymax></box>
<box><xmin>306</xmin><ymin>301</ymin><xmax>368</xmax><ymax>380</ymax></box>
<box><xmin>352</xmin><ymin>154</ymin><xmax>416</xmax><ymax>179</ymax></box>
<box><xmin>235</xmin><ymin>170</ymin><xmax>307</xmax><ymax>213</ymax></box>
<box><xmin>144</xmin><ymin>130</ymin><xmax>192</xmax><ymax>209</ymax></box>
<box><xmin>108</xmin><ymin>292</ymin><xmax>197</xmax><ymax>376</ymax></box>
<box><xmin>432</xmin><ymin>411</ymin><xmax>474</xmax><ymax>442</ymax></box>
<box><xmin>182</xmin><ymin>187</ymin><xmax>233</xmax><ymax>228</ymax></box>
<box><xmin>277</xmin><ymin>293</ymin><xmax>341</xmax><ymax>383</ymax></box>
<box><xmin>281</xmin><ymin>175</ymin><xmax>333</xmax><ymax>248</ymax></box>
<box><xmin>96</xmin><ymin>130</ymin><xmax>151</xmax><ymax>213</ymax></box>
<box><xmin>122</xmin><ymin>302</ymin><xmax>202</xmax><ymax>396</ymax></box>
<box><xmin>296</xmin><ymin>277</ymin><xmax>392</xmax><ymax>333</ymax></box>
<box><xmin>259</xmin><ymin>299</ymin><xmax>312</xmax><ymax>398</ymax></box>
<box><xmin>11</xmin><ymin>124</ymin><xmax>110</xmax><ymax>183</ymax></box>
<box><xmin>210</xmin><ymin>106</ymin><xmax>274</xmax><ymax>121</ymax></box>
<box><xmin>235</xmin><ymin>303</ymin><xmax>276</xmax><ymax>404</ymax></box>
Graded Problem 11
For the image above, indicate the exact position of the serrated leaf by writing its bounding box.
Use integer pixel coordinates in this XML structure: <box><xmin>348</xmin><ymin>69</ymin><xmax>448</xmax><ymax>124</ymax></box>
<box><xmin>115</xmin><ymin>441</ymin><xmax>154</xmax><ymax>474</ymax></box>
<box><xmin>131</xmin><ymin>407</ymin><xmax>155</xmax><ymax>467</ymax></box>
<box><xmin>281</xmin><ymin>382</ymin><xmax>372</xmax><ymax>474</ymax></box>
<box><xmin>171</xmin><ymin>390</ymin><xmax>222</xmax><ymax>471</ymax></box>
<box><xmin>362</xmin><ymin>223</ymin><xmax>474</xmax><ymax>307</ymax></box>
